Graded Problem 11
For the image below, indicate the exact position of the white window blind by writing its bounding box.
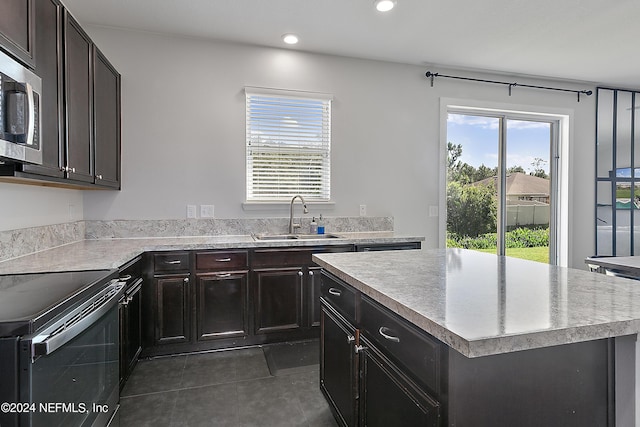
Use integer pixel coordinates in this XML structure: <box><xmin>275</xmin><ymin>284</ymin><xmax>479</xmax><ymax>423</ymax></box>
<box><xmin>246</xmin><ymin>88</ymin><xmax>331</xmax><ymax>201</ymax></box>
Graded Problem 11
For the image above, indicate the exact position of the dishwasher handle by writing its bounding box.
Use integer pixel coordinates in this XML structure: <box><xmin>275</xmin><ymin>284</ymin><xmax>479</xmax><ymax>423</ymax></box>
<box><xmin>30</xmin><ymin>280</ymin><xmax>126</xmax><ymax>359</ymax></box>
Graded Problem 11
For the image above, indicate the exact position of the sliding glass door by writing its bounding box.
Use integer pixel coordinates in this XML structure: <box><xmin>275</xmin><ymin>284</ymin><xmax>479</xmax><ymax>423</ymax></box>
<box><xmin>446</xmin><ymin>111</ymin><xmax>557</xmax><ymax>264</ymax></box>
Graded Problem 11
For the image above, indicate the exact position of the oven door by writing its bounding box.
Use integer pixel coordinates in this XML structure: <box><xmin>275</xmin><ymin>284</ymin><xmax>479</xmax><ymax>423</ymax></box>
<box><xmin>20</xmin><ymin>282</ymin><xmax>125</xmax><ymax>427</ymax></box>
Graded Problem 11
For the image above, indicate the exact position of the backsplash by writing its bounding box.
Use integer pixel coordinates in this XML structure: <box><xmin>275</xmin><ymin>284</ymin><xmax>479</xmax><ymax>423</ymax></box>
<box><xmin>0</xmin><ymin>217</ymin><xmax>393</xmax><ymax>262</ymax></box>
<box><xmin>0</xmin><ymin>222</ymin><xmax>85</xmax><ymax>262</ymax></box>
<box><xmin>85</xmin><ymin>217</ymin><xmax>394</xmax><ymax>239</ymax></box>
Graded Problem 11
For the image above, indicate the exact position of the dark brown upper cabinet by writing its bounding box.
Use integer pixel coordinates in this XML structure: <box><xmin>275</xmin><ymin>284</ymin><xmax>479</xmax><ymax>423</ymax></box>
<box><xmin>64</xmin><ymin>12</ymin><xmax>93</xmax><ymax>184</ymax></box>
<box><xmin>1</xmin><ymin>4</ymin><xmax>121</xmax><ymax>190</ymax></box>
<box><xmin>93</xmin><ymin>47</ymin><xmax>121</xmax><ymax>189</ymax></box>
<box><xmin>0</xmin><ymin>0</ymin><xmax>35</xmax><ymax>68</ymax></box>
<box><xmin>22</xmin><ymin>0</ymin><xmax>64</xmax><ymax>179</ymax></box>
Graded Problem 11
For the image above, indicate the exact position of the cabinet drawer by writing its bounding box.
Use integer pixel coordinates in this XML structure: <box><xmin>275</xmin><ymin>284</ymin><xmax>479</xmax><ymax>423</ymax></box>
<box><xmin>196</xmin><ymin>251</ymin><xmax>248</xmax><ymax>270</ymax></box>
<box><xmin>153</xmin><ymin>252</ymin><xmax>189</xmax><ymax>272</ymax></box>
<box><xmin>360</xmin><ymin>295</ymin><xmax>441</xmax><ymax>394</ymax></box>
<box><xmin>252</xmin><ymin>248</ymin><xmax>312</xmax><ymax>268</ymax></box>
<box><xmin>321</xmin><ymin>272</ymin><xmax>357</xmax><ymax>321</ymax></box>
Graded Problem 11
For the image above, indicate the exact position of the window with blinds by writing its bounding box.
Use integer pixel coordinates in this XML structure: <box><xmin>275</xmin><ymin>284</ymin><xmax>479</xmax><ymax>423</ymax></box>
<box><xmin>246</xmin><ymin>88</ymin><xmax>331</xmax><ymax>201</ymax></box>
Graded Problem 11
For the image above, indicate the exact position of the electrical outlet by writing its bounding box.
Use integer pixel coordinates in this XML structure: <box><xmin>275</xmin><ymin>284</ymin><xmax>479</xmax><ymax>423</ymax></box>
<box><xmin>200</xmin><ymin>204</ymin><xmax>215</xmax><ymax>218</ymax></box>
<box><xmin>429</xmin><ymin>206</ymin><xmax>439</xmax><ymax>217</ymax></box>
<box><xmin>187</xmin><ymin>205</ymin><xmax>197</xmax><ymax>218</ymax></box>
<box><xmin>359</xmin><ymin>204</ymin><xmax>367</xmax><ymax>216</ymax></box>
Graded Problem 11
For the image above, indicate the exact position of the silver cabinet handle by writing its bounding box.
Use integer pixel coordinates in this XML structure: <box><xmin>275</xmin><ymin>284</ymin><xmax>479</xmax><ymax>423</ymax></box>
<box><xmin>119</xmin><ymin>274</ymin><xmax>132</xmax><ymax>281</ymax></box>
<box><xmin>309</xmin><ymin>271</ymin><xmax>314</xmax><ymax>276</ymax></box>
<box><xmin>63</xmin><ymin>166</ymin><xmax>76</xmax><ymax>173</ymax></box>
<box><xmin>215</xmin><ymin>258</ymin><xmax>232</xmax><ymax>262</ymax></box>
<box><xmin>328</xmin><ymin>288</ymin><xmax>342</xmax><ymax>296</ymax></box>
<box><xmin>96</xmin><ymin>174</ymin><xmax>103</xmax><ymax>180</ymax></box>
<box><xmin>183</xmin><ymin>278</ymin><xmax>189</xmax><ymax>284</ymax></box>
<box><xmin>347</xmin><ymin>335</ymin><xmax>355</xmax><ymax>344</ymax></box>
<box><xmin>379</xmin><ymin>326</ymin><xmax>400</xmax><ymax>343</ymax></box>
<box><xmin>298</xmin><ymin>271</ymin><xmax>304</xmax><ymax>277</ymax></box>
<box><xmin>216</xmin><ymin>273</ymin><xmax>231</xmax><ymax>278</ymax></box>
<box><xmin>165</xmin><ymin>260</ymin><xmax>182</xmax><ymax>265</ymax></box>
<box><xmin>355</xmin><ymin>344</ymin><xmax>368</xmax><ymax>354</ymax></box>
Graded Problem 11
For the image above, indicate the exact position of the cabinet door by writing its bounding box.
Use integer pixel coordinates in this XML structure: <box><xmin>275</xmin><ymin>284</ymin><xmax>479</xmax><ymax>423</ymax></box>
<box><xmin>320</xmin><ymin>303</ymin><xmax>357</xmax><ymax>427</ymax></box>
<box><xmin>154</xmin><ymin>274</ymin><xmax>190</xmax><ymax>345</ymax></box>
<box><xmin>309</xmin><ymin>267</ymin><xmax>322</xmax><ymax>327</ymax></box>
<box><xmin>359</xmin><ymin>339</ymin><xmax>441</xmax><ymax>427</ymax></box>
<box><xmin>118</xmin><ymin>296</ymin><xmax>127</xmax><ymax>389</ymax></box>
<box><xmin>126</xmin><ymin>282</ymin><xmax>143</xmax><ymax>372</ymax></box>
<box><xmin>64</xmin><ymin>12</ymin><xmax>93</xmax><ymax>183</ymax></box>
<box><xmin>93</xmin><ymin>46</ymin><xmax>120</xmax><ymax>188</ymax></box>
<box><xmin>22</xmin><ymin>0</ymin><xmax>64</xmax><ymax>178</ymax></box>
<box><xmin>0</xmin><ymin>0</ymin><xmax>35</xmax><ymax>67</ymax></box>
<box><xmin>196</xmin><ymin>272</ymin><xmax>248</xmax><ymax>340</ymax></box>
<box><xmin>253</xmin><ymin>268</ymin><xmax>303</xmax><ymax>334</ymax></box>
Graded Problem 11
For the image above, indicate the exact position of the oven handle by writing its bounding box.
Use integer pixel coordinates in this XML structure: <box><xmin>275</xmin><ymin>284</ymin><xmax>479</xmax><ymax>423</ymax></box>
<box><xmin>31</xmin><ymin>281</ymin><xmax>126</xmax><ymax>358</ymax></box>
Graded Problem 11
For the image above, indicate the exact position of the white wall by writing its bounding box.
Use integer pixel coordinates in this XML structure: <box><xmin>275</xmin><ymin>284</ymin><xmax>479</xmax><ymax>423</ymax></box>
<box><xmin>82</xmin><ymin>26</ymin><xmax>596</xmax><ymax>268</ymax></box>
<box><xmin>0</xmin><ymin>25</ymin><xmax>595</xmax><ymax>268</ymax></box>
<box><xmin>0</xmin><ymin>183</ymin><xmax>83</xmax><ymax>231</ymax></box>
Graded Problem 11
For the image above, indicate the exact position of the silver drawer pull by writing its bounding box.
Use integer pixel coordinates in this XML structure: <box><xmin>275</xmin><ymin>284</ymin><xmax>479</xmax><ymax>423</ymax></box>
<box><xmin>379</xmin><ymin>326</ymin><xmax>400</xmax><ymax>343</ymax></box>
<box><xmin>347</xmin><ymin>335</ymin><xmax>355</xmax><ymax>344</ymax></box>
<box><xmin>216</xmin><ymin>258</ymin><xmax>232</xmax><ymax>262</ymax></box>
<box><xmin>328</xmin><ymin>288</ymin><xmax>342</xmax><ymax>297</ymax></box>
<box><xmin>119</xmin><ymin>274</ymin><xmax>132</xmax><ymax>281</ymax></box>
<box><xmin>216</xmin><ymin>273</ymin><xmax>231</xmax><ymax>278</ymax></box>
<box><xmin>164</xmin><ymin>260</ymin><xmax>182</xmax><ymax>265</ymax></box>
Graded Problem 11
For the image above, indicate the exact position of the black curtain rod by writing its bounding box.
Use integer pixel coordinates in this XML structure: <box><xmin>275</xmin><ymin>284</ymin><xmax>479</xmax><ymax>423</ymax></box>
<box><xmin>425</xmin><ymin>71</ymin><xmax>593</xmax><ymax>102</ymax></box>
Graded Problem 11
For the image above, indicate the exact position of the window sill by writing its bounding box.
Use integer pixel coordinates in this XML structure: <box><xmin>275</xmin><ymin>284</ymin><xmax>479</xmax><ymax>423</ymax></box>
<box><xmin>242</xmin><ymin>201</ymin><xmax>336</xmax><ymax>212</ymax></box>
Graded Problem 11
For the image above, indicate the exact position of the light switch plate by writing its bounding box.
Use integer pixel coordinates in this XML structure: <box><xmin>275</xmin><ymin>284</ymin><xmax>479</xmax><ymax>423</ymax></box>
<box><xmin>187</xmin><ymin>205</ymin><xmax>197</xmax><ymax>218</ymax></box>
<box><xmin>200</xmin><ymin>205</ymin><xmax>215</xmax><ymax>218</ymax></box>
<box><xmin>359</xmin><ymin>205</ymin><xmax>367</xmax><ymax>216</ymax></box>
<box><xmin>429</xmin><ymin>206</ymin><xmax>439</xmax><ymax>217</ymax></box>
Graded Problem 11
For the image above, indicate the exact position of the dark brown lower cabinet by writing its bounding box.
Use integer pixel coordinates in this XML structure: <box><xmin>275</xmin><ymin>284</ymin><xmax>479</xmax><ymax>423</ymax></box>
<box><xmin>320</xmin><ymin>271</ymin><xmax>615</xmax><ymax>427</ymax></box>
<box><xmin>154</xmin><ymin>274</ymin><xmax>190</xmax><ymax>345</ymax></box>
<box><xmin>196</xmin><ymin>271</ymin><xmax>248</xmax><ymax>340</ymax></box>
<box><xmin>119</xmin><ymin>279</ymin><xmax>142</xmax><ymax>389</ymax></box>
<box><xmin>359</xmin><ymin>337</ymin><xmax>440</xmax><ymax>427</ymax></box>
<box><xmin>308</xmin><ymin>267</ymin><xmax>322</xmax><ymax>327</ymax></box>
<box><xmin>253</xmin><ymin>268</ymin><xmax>303</xmax><ymax>334</ymax></box>
<box><xmin>320</xmin><ymin>303</ymin><xmax>357</xmax><ymax>427</ymax></box>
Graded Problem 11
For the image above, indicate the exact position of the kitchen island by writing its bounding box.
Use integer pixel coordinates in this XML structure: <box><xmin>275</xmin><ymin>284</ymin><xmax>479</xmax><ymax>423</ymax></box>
<box><xmin>313</xmin><ymin>249</ymin><xmax>640</xmax><ymax>427</ymax></box>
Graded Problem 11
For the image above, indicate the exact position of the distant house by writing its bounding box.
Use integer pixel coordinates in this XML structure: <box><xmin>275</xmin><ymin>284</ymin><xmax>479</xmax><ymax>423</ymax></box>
<box><xmin>473</xmin><ymin>173</ymin><xmax>550</xmax><ymax>228</ymax></box>
<box><xmin>473</xmin><ymin>172</ymin><xmax>550</xmax><ymax>204</ymax></box>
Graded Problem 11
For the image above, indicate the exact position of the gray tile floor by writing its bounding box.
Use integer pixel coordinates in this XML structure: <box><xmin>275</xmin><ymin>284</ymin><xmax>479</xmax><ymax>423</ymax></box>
<box><xmin>119</xmin><ymin>345</ymin><xmax>337</xmax><ymax>427</ymax></box>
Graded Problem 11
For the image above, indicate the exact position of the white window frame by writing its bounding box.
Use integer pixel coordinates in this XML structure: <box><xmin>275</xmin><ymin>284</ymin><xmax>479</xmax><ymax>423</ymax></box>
<box><xmin>440</xmin><ymin>98</ymin><xmax>571</xmax><ymax>267</ymax></box>
<box><xmin>245</xmin><ymin>87</ymin><xmax>332</xmax><ymax>203</ymax></box>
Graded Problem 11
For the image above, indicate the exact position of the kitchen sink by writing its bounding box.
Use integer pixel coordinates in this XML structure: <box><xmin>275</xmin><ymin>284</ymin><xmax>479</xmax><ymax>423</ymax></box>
<box><xmin>253</xmin><ymin>233</ymin><xmax>341</xmax><ymax>241</ymax></box>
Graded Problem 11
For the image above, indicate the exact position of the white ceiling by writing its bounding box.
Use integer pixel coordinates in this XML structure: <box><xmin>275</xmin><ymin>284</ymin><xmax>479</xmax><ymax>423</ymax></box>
<box><xmin>62</xmin><ymin>0</ymin><xmax>640</xmax><ymax>88</ymax></box>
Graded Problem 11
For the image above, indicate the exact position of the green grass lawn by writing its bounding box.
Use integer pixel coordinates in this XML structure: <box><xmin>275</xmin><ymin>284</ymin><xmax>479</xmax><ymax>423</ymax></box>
<box><xmin>476</xmin><ymin>246</ymin><xmax>549</xmax><ymax>263</ymax></box>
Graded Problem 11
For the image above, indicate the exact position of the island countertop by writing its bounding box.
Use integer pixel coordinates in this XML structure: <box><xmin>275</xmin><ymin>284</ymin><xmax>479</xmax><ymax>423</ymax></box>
<box><xmin>313</xmin><ymin>248</ymin><xmax>640</xmax><ymax>358</ymax></box>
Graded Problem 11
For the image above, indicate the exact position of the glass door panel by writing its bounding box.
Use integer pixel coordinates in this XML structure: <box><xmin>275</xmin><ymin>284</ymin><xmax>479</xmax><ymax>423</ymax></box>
<box><xmin>505</xmin><ymin>120</ymin><xmax>551</xmax><ymax>263</ymax></box>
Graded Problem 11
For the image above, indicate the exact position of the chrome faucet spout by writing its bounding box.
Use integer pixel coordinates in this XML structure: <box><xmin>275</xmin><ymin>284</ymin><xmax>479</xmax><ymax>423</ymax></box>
<box><xmin>289</xmin><ymin>195</ymin><xmax>308</xmax><ymax>234</ymax></box>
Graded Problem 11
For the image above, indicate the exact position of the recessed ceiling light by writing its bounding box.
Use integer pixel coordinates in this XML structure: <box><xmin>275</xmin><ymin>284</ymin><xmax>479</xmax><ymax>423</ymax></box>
<box><xmin>282</xmin><ymin>34</ymin><xmax>299</xmax><ymax>45</ymax></box>
<box><xmin>374</xmin><ymin>0</ymin><xmax>396</xmax><ymax>12</ymax></box>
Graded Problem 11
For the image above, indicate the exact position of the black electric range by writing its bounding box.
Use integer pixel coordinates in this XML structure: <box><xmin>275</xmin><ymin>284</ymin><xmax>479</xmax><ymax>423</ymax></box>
<box><xmin>0</xmin><ymin>269</ymin><xmax>124</xmax><ymax>427</ymax></box>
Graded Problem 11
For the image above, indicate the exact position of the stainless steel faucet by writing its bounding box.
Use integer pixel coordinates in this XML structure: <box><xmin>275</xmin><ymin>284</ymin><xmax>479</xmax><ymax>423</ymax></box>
<box><xmin>289</xmin><ymin>195</ymin><xmax>308</xmax><ymax>234</ymax></box>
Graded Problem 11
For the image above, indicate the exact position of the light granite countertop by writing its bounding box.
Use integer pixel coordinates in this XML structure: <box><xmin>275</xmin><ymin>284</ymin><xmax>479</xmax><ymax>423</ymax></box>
<box><xmin>0</xmin><ymin>232</ymin><xmax>423</xmax><ymax>274</ymax></box>
<box><xmin>313</xmin><ymin>248</ymin><xmax>640</xmax><ymax>358</ymax></box>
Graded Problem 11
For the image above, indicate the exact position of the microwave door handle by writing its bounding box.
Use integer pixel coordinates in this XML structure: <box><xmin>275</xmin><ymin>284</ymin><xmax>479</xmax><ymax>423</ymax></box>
<box><xmin>25</xmin><ymin>82</ymin><xmax>35</xmax><ymax>147</ymax></box>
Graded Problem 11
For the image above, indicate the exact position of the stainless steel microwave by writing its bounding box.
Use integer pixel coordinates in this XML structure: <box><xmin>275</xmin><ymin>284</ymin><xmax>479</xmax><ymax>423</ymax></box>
<box><xmin>0</xmin><ymin>49</ymin><xmax>42</xmax><ymax>165</ymax></box>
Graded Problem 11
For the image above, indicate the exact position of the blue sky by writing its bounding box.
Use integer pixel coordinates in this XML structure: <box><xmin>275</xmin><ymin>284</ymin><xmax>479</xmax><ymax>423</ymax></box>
<box><xmin>447</xmin><ymin>114</ymin><xmax>551</xmax><ymax>174</ymax></box>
